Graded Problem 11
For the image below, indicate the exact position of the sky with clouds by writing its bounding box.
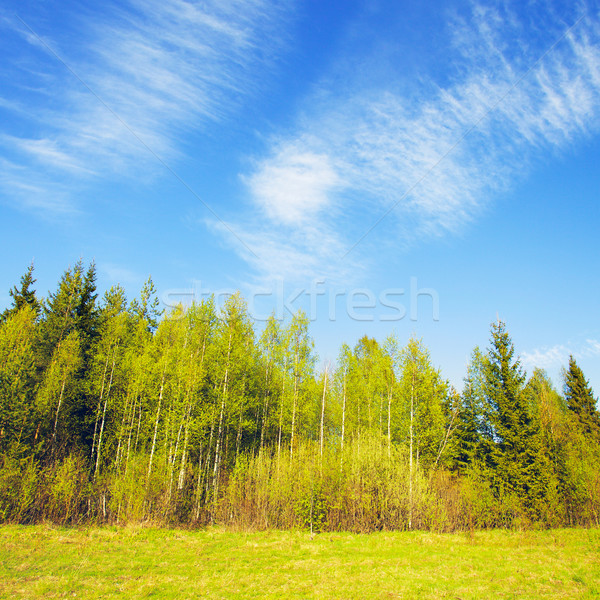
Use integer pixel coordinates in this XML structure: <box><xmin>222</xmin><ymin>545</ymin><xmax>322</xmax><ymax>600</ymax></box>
<box><xmin>1</xmin><ymin>0</ymin><xmax>599</xmax><ymax>394</ymax></box>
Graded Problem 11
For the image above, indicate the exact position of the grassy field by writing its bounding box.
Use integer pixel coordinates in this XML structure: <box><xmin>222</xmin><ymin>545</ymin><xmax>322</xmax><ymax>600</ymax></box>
<box><xmin>0</xmin><ymin>525</ymin><xmax>599</xmax><ymax>599</ymax></box>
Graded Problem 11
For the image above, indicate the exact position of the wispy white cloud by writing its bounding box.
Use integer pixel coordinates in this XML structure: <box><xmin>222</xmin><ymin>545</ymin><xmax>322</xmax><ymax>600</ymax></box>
<box><xmin>245</xmin><ymin>144</ymin><xmax>342</xmax><ymax>225</ymax></box>
<box><xmin>522</xmin><ymin>338</ymin><xmax>600</xmax><ymax>371</ymax></box>
<box><xmin>222</xmin><ymin>1</ymin><xmax>600</xmax><ymax>283</ymax></box>
<box><xmin>0</xmin><ymin>157</ymin><xmax>78</xmax><ymax>216</ymax></box>
<box><xmin>211</xmin><ymin>216</ymin><xmax>363</xmax><ymax>287</ymax></box>
<box><xmin>0</xmin><ymin>0</ymin><xmax>293</xmax><ymax>212</ymax></box>
<box><xmin>6</xmin><ymin>136</ymin><xmax>92</xmax><ymax>174</ymax></box>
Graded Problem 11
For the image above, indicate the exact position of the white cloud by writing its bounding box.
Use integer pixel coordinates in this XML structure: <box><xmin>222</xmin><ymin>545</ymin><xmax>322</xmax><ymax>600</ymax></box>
<box><xmin>7</xmin><ymin>136</ymin><xmax>92</xmax><ymax>174</ymax></box>
<box><xmin>0</xmin><ymin>157</ymin><xmax>78</xmax><ymax>216</ymax></box>
<box><xmin>224</xmin><ymin>1</ymin><xmax>600</xmax><ymax>283</ymax></box>
<box><xmin>246</xmin><ymin>146</ymin><xmax>342</xmax><ymax>225</ymax></box>
<box><xmin>522</xmin><ymin>339</ymin><xmax>600</xmax><ymax>371</ymax></box>
<box><xmin>521</xmin><ymin>344</ymin><xmax>571</xmax><ymax>371</ymax></box>
<box><xmin>210</xmin><ymin>217</ymin><xmax>363</xmax><ymax>286</ymax></box>
<box><xmin>0</xmin><ymin>0</ymin><xmax>293</xmax><ymax>212</ymax></box>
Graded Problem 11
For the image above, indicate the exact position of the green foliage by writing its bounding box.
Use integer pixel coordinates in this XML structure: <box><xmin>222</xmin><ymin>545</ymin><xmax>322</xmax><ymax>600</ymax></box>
<box><xmin>564</xmin><ymin>355</ymin><xmax>600</xmax><ymax>438</ymax></box>
<box><xmin>0</xmin><ymin>306</ymin><xmax>38</xmax><ymax>455</ymax></box>
<box><xmin>35</xmin><ymin>331</ymin><xmax>82</xmax><ymax>458</ymax></box>
<box><xmin>0</xmin><ymin>455</ymin><xmax>39</xmax><ymax>523</ymax></box>
<box><xmin>1</xmin><ymin>262</ymin><xmax>599</xmax><ymax>530</ymax></box>
<box><xmin>1</xmin><ymin>263</ymin><xmax>40</xmax><ymax>323</ymax></box>
<box><xmin>453</xmin><ymin>348</ymin><xmax>487</xmax><ymax>473</ymax></box>
<box><xmin>480</xmin><ymin>322</ymin><xmax>542</xmax><ymax>503</ymax></box>
<box><xmin>130</xmin><ymin>276</ymin><xmax>163</xmax><ymax>332</ymax></box>
<box><xmin>295</xmin><ymin>485</ymin><xmax>329</xmax><ymax>533</ymax></box>
<box><xmin>45</xmin><ymin>455</ymin><xmax>91</xmax><ymax>524</ymax></box>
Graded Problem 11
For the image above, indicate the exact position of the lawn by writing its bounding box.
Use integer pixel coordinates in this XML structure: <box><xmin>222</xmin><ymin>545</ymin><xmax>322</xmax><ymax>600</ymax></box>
<box><xmin>0</xmin><ymin>525</ymin><xmax>598</xmax><ymax>599</ymax></box>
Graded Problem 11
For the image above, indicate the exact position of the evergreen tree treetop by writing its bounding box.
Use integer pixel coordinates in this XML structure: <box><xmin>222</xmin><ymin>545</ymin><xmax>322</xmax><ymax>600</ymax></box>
<box><xmin>564</xmin><ymin>355</ymin><xmax>600</xmax><ymax>437</ymax></box>
<box><xmin>483</xmin><ymin>320</ymin><xmax>527</xmax><ymax>445</ymax></box>
<box><xmin>1</xmin><ymin>262</ymin><xmax>41</xmax><ymax>322</ymax></box>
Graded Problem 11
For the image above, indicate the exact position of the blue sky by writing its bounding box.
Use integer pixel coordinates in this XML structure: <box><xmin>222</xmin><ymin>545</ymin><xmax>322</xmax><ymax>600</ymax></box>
<box><xmin>1</xmin><ymin>0</ymin><xmax>600</xmax><ymax>394</ymax></box>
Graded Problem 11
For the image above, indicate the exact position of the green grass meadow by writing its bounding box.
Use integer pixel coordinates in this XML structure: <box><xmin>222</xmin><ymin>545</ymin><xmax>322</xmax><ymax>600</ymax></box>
<box><xmin>1</xmin><ymin>525</ymin><xmax>599</xmax><ymax>599</ymax></box>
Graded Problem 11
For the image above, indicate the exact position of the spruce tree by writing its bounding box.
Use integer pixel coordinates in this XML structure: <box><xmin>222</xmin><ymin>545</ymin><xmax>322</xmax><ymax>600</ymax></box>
<box><xmin>564</xmin><ymin>355</ymin><xmax>600</xmax><ymax>438</ymax></box>
<box><xmin>453</xmin><ymin>348</ymin><xmax>486</xmax><ymax>474</ymax></box>
<box><xmin>77</xmin><ymin>261</ymin><xmax>99</xmax><ymax>358</ymax></box>
<box><xmin>34</xmin><ymin>261</ymin><xmax>101</xmax><ymax>456</ymax></box>
<box><xmin>36</xmin><ymin>263</ymin><xmax>84</xmax><ymax>370</ymax></box>
<box><xmin>1</xmin><ymin>263</ymin><xmax>40</xmax><ymax>322</ymax></box>
<box><xmin>482</xmin><ymin>321</ymin><xmax>549</xmax><ymax>512</ymax></box>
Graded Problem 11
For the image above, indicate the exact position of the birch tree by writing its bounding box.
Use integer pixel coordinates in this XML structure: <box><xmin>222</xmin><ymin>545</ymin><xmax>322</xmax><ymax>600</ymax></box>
<box><xmin>0</xmin><ymin>305</ymin><xmax>38</xmax><ymax>455</ymax></box>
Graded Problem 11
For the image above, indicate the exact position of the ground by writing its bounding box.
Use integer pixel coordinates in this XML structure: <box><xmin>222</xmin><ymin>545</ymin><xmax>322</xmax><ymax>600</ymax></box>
<box><xmin>0</xmin><ymin>525</ymin><xmax>599</xmax><ymax>599</ymax></box>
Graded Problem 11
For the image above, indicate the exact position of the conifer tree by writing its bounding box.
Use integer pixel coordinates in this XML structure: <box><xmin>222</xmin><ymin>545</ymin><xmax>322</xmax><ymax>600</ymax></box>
<box><xmin>36</xmin><ymin>262</ymin><xmax>84</xmax><ymax>369</ymax></box>
<box><xmin>77</xmin><ymin>261</ymin><xmax>99</xmax><ymax>357</ymax></box>
<box><xmin>453</xmin><ymin>348</ymin><xmax>487</xmax><ymax>473</ymax></box>
<box><xmin>564</xmin><ymin>355</ymin><xmax>600</xmax><ymax>438</ymax></box>
<box><xmin>482</xmin><ymin>321</ymin><xmax>549</xmax><ymax>510</ymax></box>
<box><xmin>1</xmin><ymin>262</ymin><xmax>40</xmax><ymax>322</ymax></box>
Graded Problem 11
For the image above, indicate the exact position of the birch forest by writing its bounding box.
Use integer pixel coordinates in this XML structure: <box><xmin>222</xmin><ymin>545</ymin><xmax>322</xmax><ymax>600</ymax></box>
<box><xmin>1</xmin><ymin>261</ymin><xmax>599</xmax><ymax>531</ymax></box>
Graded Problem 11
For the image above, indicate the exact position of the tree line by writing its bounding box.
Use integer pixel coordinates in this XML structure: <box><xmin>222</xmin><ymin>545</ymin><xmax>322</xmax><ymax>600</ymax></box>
<box><xmin>0</xmin><ymin>261</ymin><xmax>599</xmax><ymax>531</ymax></box>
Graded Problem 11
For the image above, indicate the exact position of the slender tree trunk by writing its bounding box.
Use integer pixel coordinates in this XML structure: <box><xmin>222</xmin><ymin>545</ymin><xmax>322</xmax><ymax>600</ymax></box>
<box><xmin>341</xmin><ymin>367</ymin><xmax>347</xmax><ymax>469</ymax></box>
<box><xmin>212</xmin><ymin>376</ymin><xmax>227</xmax><ymax>501</ymax></box>
<box><xmin>387</xmin><ymin>386</ymin><xmax>393</xmax><ymax>460</ymax></box>
<box><xmin>433</xmin><ymin>400</ymin><xmax>458</xmax><ymax>471</ymax></box>
<box><xmin>177</xmin><ymin>353</ymin><xmax>196</xmax><ymax>493</ymax></box>
<box><xmin>134</xmin><ymin>392</ymin><xmax>143</xmax><ymax>453</ymax></box>
<box><xmin>169</xmin><ymin>416</ymin><xmax>184</xmax><ymax>501</ymax></box>
<box><xmin>51</xmin><ymin>375</ymin><xmax>67</xmax><ymax>456</ymax></box>
<box><xmin>409</xmin><ymin>365</ymin><xmax>415</xmax><ymax>531</ymax></box>
<box><xmin>290</xmin><ymin>346</ymin><xmax>299</xmax><ymax>460</ymax></box>
<box><xmin>235</xmin><ymin>409</ymin><xmax>243</xmax><ymax>463</ymax></box>
<box><xmin>147</xmin><ymin>367</ymin><xmax>166</xmax><ymax>481</ymax></box>
<box><xmin>114</xmin><ymin>389</ymin><xmax>129</xmax><ymax>471</ymax></box>
<box><xmin>277</xmin><ymin>355</ymin><xmax>288</xmax><ymax>468</ymax></box>
<box><xmin>357</xmin><ymin>393</ymin><xmax>361</xmax><ymax>456</ymax></box>
<box><xmin>91</xmin><ymin>352</ymin><xmax>110</xmax><ymax>460</ymax></box>
<box><xmin>123</xmin><ymin>387</ymin><xmax>139</xmax><ymax>475</ymax></box>
<box><xmin>178</xmin><ymin>402</ymin><xmax>192</xmax><ymax>490</ymax></box>
<box><xmin>94</xmin><ymin>349</ymin><xmax>116</xmax><ymax>478</ymax></box>
<box><xmin>259</xmin><ymin>358</ymin><xmax>271</xmax><ymax>451</ymax></box>
<box><xmin>204</xmin><ymin>400</ymin><xmax>217</xmax><ymax>499</ymax></box>
<box><xmin>194</xmin><ymin>441</ymin><xmax>204</xmax><ymax>520</ymax></box>
<box><xmin>320</xmin><ymin>366</ymin><xmax>328</xmax><ymax>463</ymax></box>
<box><xmin>213</xmin><ymin>331</ymin><xmax>232</xmax><ymax>504</ymax></box>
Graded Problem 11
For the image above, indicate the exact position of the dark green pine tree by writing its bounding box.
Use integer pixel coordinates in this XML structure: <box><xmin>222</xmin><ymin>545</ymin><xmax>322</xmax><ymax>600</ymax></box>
<box><xmin>564</xmin><ymin>355</ymin><xmax>600</xmax><ymax>438</ymax></box>
<box><xmin>482</xmin><ymin>321</ymin><xmax>549</xmax><ymax>510</ymax></box>
<box><xmin>34</xmin><ymin>260</ymin><xmax>101</xmax><ymax>457</ymax></box>
<box><xmin>1</xmin><ymin>262</ymin><xmax>41</xmax><ymax>322</ymax></box>
<box><xmin>72</xmin><ymin>261</ymin><xmax>101</xmax><ymax>452</ymax></box>
<box><xmin>77</xmin><ymin>261</ymin><xmax>99</xmax><ymax>359</ymax></box>
<box><xmin>36</xmin><ymin>262</ymin><xmax>84</xmax><ymax>369</ymax></box>
<box><xmin>453</xmin><ymin>348</ymin><xmax>486</xmax><ymax>474</ymax></box>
